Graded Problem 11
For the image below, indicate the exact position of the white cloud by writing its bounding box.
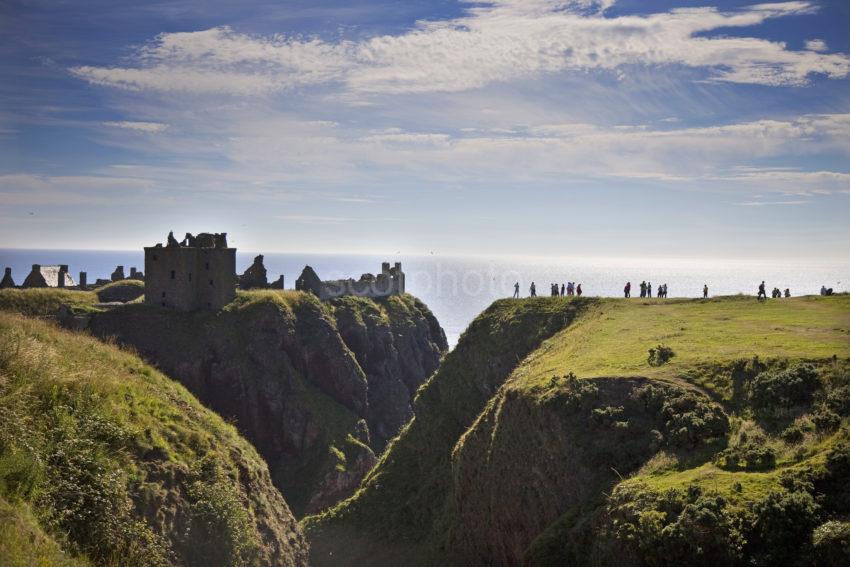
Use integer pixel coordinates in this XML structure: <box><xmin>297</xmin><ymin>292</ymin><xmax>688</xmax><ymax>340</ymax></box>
<box><xmin>806</xmin><ymin>39</ymin><xmax>828</xmax><ymax>52</ymax></box>
<box><xmin>71</xmin><ymin>1</ymin><xmax>850</xmax><ymax>96</ymax></box>
<box><xmin>102</xmin><ymin>120</ymin><xmax>169</xmax><ymax>132</ymax></box>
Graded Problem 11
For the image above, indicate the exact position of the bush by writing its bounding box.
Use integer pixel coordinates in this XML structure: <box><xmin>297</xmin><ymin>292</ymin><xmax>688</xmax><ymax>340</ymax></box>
<box><xmin>745</xmin><ymin>490</ymin><xmax>822</xmax><ymax>566</ymax></box>
<box><xmin>648</xmin><ymin>344</ymin><xmax>675</xmax><ymax>367</ymax></box>
<box><xmin>609</xmin><ymin>484</ymin><xmax>744</xmax><ymax>567</ymax></box>
<box><xmin>714</xmin><ymin>441</ymin><xmax>776</xmax><ymax>471</ymax></box>
<box><xmin>812</xmin><ymin>521</ymin><xmax>850</xmax><ymax>567</ymax></box>
<box><xmin>749</xmin><ymin>364</ymin><xmax>821</xmax><ymax>414</ymax></box>
<box><xmin>780</xmin><ymin>422</ymin><xmax>807</xmax><ymax>444</ymax></box>
<box><xmin>812</xmin><ymin>406</ymin><xmax>841</xmax><ymax>432</ymax></box>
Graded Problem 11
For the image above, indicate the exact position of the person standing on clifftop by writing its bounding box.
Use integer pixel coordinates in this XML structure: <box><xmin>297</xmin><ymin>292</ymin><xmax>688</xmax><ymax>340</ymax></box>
<box><xmin>647</xmin><ymin>282</ymin><xmax>653</xmax><ymax>298</ymax></box>
<box><xmin>513</xmin><ymin>282</ymin><xmax>520</xmax><ymax>298</ymax></box>
<box><xmin>576</xmin><ymin>283</ymin><xmax>583</xmax><ymax>296</ymax></box>
<box><xmin>624</xmin><ymin>282</ymin><xmax>631</xmax><ymax>298</ymax></box>
<box><xmin>640</xmin><ymin>281</ymin><xmax>647</xmax><ymax>298</ymax></box>
<box><xmin>561</xmin><ymin>283</ymin><xmax>565</xmax><ymax>296</ymax></box>
<box><xmin>703</xmin><ymin>284</ymin><xmax>709</xmax><ymax>299</ymax></box>
<box><xmin>758</xmin><ymin>281</ymin><xmax>767</xmax><ymax>300</ymax></box>
<box><xmin>530</xmin><ymin>282</ymin><xmax>537</xmax><ymax>297</ymax></box>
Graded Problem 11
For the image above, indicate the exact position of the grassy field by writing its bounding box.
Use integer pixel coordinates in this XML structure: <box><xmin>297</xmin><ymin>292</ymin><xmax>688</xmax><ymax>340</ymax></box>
<box><xmin>513</xmin><ymin>295</ymin><xmax>850</xmax><ymax>396</ymax></box>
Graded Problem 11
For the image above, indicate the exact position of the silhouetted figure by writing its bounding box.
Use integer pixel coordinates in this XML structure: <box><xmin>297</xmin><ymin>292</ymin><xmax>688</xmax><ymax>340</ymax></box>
<box><xmin>530</xmin><ymin>282</ymin><xmax>537</xmax><ymax>297</ymax></box>
<box><xmin>624</xmin><ymin>282</ymin><xmax>631</xmax><ymax>298</ymax></box>
<box><xmin>758</xmin><ymin>281</ymin><xmax>767</xmax><ymax>300</ymax></box>
<box><xmin>703</xmin><ymin>284</ymin><xmax>708</xmax><ymax>299</ymax></box>
<box><xmin>647</xmin><ymin>282</ymin><xmax>653</xmax><ymax>298</ymax></box>
<box><xmin>513</xmin><ymin>282</ymin><xmax>520</xmax><ymax>298</ymax></box>
<box><xmin>561</xmin><ymin>283</ymin><xmax>565</xmax><ymax>297</ymax></box>
<box><xmin>576</xmin><ymin>284</ymin><xmax>582</xmax><ymax>296</ymax></box>
<box><xmin>784</xmin><ymin>288</ymin><xmax>790</xmax><ymax>298</ymax></box>
<box><xmin>640</xmin><ymin>281</ymin><xmax>647</xmax><ymax>298</ymax></box>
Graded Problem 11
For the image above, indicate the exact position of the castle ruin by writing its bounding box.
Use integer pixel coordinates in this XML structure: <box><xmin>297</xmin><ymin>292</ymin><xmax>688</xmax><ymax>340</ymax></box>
<box><xmin>145</xmin><ymin>231</ymin><xmax>235</xmax><ymax>311</ymax></box>
<box><xmin>295</xmin><ymin>262</ymin><xmax>405</xmax><ymax>300</ymax></box>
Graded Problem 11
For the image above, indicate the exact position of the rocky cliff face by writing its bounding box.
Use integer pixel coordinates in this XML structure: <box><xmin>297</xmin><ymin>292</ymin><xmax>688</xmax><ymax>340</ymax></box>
<box><xmin>82</xmin><ymin>291</ymin><xmax>446</xmax><ymax>516</ymax></box>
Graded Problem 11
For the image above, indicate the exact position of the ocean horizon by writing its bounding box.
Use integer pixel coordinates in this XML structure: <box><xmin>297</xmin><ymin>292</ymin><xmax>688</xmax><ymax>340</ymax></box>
<box><xmin>2</xmin><ymin>248</ymin><xmax>848</xmax><ymax>347</ymax></box>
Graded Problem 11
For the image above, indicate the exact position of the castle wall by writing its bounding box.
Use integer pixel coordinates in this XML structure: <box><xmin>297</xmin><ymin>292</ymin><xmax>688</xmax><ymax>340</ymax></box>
<box><xmin>145</xmin><ymin>245</ymin><xmax>235</xmax><ymax>311</ymax></box>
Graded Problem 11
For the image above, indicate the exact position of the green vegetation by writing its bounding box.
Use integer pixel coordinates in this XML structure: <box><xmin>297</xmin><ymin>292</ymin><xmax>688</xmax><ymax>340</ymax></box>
<box><xmin>0</xmin><ymin>288</ymin><xmax>98</xmax><ymax>317</ymax></box>
<box><xmin>0</xmin><ymin>311</ymin><xmax>306</xmax><ymax>566</ymax></box>
<box><xmin>93</xmin><ymin>280</ymin><xmax>145</xmax><ymax>303</ymax></box>
<box><xmin>305</xmin><ymin>295</ymin><xmax>850</xmax><ymax>566</ymax></box>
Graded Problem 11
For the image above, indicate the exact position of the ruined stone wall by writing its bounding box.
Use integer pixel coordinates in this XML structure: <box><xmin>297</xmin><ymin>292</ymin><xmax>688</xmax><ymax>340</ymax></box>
<box><xmin>145</xmin><ymin>245</ymin><xmax>235</xmax><ymax>311</ymax></box>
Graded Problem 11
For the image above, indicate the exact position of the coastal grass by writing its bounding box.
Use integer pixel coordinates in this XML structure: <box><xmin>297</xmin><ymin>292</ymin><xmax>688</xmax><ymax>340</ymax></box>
<box><xmin>0</xmin><ymin>288</ymin><xmax>98</xmax><ymax>317</ymax></box>
<box><xmin>512</xmin><ymin>295</ymin><xmax>850</xmax><ymax>399</ymax></box>
<box><xmin>0</xmin><ymin>311</ymin><xmax>287</xmax><ymax>565</ymax></box>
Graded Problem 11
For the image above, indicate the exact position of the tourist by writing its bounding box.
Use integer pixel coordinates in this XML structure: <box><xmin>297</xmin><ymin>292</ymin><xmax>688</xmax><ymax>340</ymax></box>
<box><xmin>784</xmin><ymin>288</ymin><xmax>790</xmax><ymax>298</ymax></box>
<box><xmin>821</xmin><ymin>285</ymin><xmax>828</xmax><ymax>296</ymax></box>
<box><xmin>647</xmin><ymin>282</ymin><xmax>653</xmax><ymax>298</ymax></box>
<box><xmin>561</xmin><ymin>283</ymin><xmax>565</xmax><ymax>297</ymax></box>
<box><xmin>703</xmin><ymin>284</ymin><xmax>709</xmax><ymax>299</ymax></box>
<box><xmin>513</xmin><ymin>282</ymin><xmax>520</xmax><ymax>299</ymax></box>
<box><xmin>624</xmin><ymin>281</ymin><xmax>631</xmax><ymax>298</ymax></box>
<box><xmin>640</xmin><ymin>281</ymin><xmax>647</xmax><ymax>298</ymax></box>
<box><xmin>576</xmin><ymin>283</ymin><xmax>582</xmax><ymax>296</ymax></box>
<box><xmin>530</xmin><ymin>282</ymin><xmax>537</xmax><ymax>297</ymax></box>
<box><xmin>758</xmin><ymin>281</ymin><xmax>767</xmax><ymax>300</ymax></box>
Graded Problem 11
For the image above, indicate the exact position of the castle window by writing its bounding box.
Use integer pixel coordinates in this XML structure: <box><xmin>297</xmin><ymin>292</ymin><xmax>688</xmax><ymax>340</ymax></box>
<box><xmin>161</xmin><ymin>302</ymin><xmax>165</xmax><ymax>307</ymax></box>
<box><xmin>205</xmin><ymin>262</ymin><xmax>210</xmax><ymax>270</ymax></box>
<box><xmin>153</xmin><ymin>255</ymin><xmax>158</xmax><ymax>261</ymax></box>
<box><xmin>209</xmin><ymin>279</ymin><xmax>214</xmax><ymax>286</ymax></box>
<box><xmin>161</xmin><ymin>291</ymin><xmax>166</xmax><ymax>298</ymax></box>
<box><xmin>170</xmin><ymin>270</ymin><xmax>176</xmax><ymax>279</ymax></box>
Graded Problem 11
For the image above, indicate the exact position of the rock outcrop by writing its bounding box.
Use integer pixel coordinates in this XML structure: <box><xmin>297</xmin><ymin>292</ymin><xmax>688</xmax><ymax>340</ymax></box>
<box><xmin>82</xmin><ymin>291</ymin><xmax>447</xmax><ymax>516</ymax></box>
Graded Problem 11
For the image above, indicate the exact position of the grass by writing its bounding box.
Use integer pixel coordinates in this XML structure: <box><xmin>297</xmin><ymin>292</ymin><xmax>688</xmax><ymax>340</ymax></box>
<box><xmin>305</xmin><ymin>294</ymin><xmax>850</xmax><ymax>566</ymax></box>
<box><xmin>512</xmin><ymin>295</ymin><xmax>850</xmax><ymax>397</ymax></box>
<box><xmin>0</xmin><ymin>311</ymin><xmax>304</xmax><ymax>566</ymax></box>
<box><xmin>0</xmin><ymin>288</ymin><xmax>99</xmax><ymax>317</ymax></box>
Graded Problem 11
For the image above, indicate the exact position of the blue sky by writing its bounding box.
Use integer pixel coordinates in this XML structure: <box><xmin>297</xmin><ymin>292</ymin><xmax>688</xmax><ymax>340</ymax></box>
<box><xmin>2</xmin><ymin>0</ymin><xmax>849</xmax><ymax>259</ymax></box>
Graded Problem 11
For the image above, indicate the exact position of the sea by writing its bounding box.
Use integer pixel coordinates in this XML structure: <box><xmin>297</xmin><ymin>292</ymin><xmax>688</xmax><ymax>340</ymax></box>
<box><xmin>2</xmin><ymin>249</ymin><xmax>848</xmax><ymax>347</ymax></box>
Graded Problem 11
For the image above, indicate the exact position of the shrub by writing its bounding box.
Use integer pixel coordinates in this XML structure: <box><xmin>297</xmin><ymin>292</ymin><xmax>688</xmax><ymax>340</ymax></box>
<box><xmin>648</xmin><ymin>344</ymin><xmax>675</xmax><ymax>367</ymax></box>
<box><xmin>714</xmin><ymin>441</ymin><xmax>776</xmax><ymax>471</ymax></box>
<box><xmin>812</xmin><ymin>521</ymin><xmax>850</xmax><ymax>567</ymax></box>
<box><xmin>780</xmin><ymin>422</ymin><xmax>808</xmax><ymax>444</ymax></box>
<box><xmin>825</xmin><ymin>386</ymin><xmax>850</xmax><ymax>415</ymax></box>
<box><xmin>609</xmin><ymin>484</ymin><xmax>744</xmax><ymax>567</ymax></box>
<box><xmin>745</xmin><ymin>490</ymin><xmax>821</xmax><ymax>566</ymax></box>
<box><xmin>811</xmin><ymin>406</ymin><xmax>841</xmax><ymax>432</ymax></box>
<box><xmin>749</xmin><ymin>364</ymin><xmax>821</xmax><ymax>414</ymax></box>
<box><xmin>659</xmin><ymin>390</ymin><xmax>729</xmax><ymax>448</ymax></box>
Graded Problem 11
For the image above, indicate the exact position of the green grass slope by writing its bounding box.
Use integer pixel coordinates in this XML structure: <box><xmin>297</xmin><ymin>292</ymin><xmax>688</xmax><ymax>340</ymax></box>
<box><xmin>303</xmin><ymin>297</ymin><xmax>594</xmax><ymax>565</ymax></box>
<box><xmin>305</xmin><ymin>295</ymin><xmax>850</xmax><ymax>566</ymax></box>
<box><xmin>0</xmin><ymin>311</ymin><xmax>308</xmax><ymax>566</ymax></box>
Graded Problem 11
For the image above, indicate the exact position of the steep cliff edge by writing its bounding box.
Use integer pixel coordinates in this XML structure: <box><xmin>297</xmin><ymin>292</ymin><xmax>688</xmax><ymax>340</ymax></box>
<box><xmin>0</xmin><ymin>312</ymin><xmax>308</xmax><ymax>566</ymax></box>
<box><xmin>304</xmin><ymin>295</ymin><xmax>850</xmax><ymax>567</ymax></box>
<box><xmin>80</xmin><ymin>290</ymin><xmax>446</xmax><ymax>515</ymax></box>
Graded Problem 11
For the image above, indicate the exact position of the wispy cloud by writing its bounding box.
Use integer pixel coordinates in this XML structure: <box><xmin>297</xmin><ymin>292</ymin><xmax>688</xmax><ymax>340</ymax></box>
<box><xmin>102</xmin><ymin>120</ymin><xmax>169</xmax><ymax>132</ymax></box>
<box><xmin>70</xmin><ymin>1</ymin><xmax>850</xmax><ymax>96</ymax></box>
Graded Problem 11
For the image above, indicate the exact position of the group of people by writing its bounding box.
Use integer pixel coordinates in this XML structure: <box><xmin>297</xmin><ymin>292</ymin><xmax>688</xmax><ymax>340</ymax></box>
<box><xmin>623</xmin><ymin>281</ymin><xmax>669</xmax><ymax>298</ymax></box>
<box><xmin>513</xmin><ymin>279</ymin><xmax>830</xmax><ymax>300</ymax></box>
<box><xmin>518</xmin><ymin>281</ymin><xmax>582</xmax><ymax>298</ymax></box>
<box><xmin>757</xmin><ymin>281</ymin><xmax>791</xmax><ymax>300</ymax></box>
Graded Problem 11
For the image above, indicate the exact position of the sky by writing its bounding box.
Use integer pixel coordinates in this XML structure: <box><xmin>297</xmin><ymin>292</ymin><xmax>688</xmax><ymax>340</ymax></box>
<box><xmin>1</xmin><ymin>0</ymin><xmax>849</xmax><ymax>259</ymax></box>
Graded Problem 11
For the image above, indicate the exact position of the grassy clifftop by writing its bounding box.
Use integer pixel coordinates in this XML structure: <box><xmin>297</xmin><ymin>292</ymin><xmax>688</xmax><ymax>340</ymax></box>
<box><xmin>0</xmin><ymin>311</ymin><xmax>308</xmax><ymax>566</ymax></box>
<box><xmin>305</xmin><ymin>295</ymin><xmax>850</xmax><ymax>566</ymax></box>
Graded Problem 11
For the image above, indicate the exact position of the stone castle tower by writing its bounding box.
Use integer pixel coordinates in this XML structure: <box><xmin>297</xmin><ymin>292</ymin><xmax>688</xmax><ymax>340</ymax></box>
<box><xmin>145</xmin><ymin>231</ymin><xmax>235</xmax><ymax>311</ymax></box>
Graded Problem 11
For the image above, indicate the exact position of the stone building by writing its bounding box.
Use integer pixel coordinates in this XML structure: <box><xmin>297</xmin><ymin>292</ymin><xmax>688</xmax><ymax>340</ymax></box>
<box><xmin>239</xmin><ymin>255</ymin><xmax>268</xmax><ymax>289</ymax></box>
<box><xmin>144</xmin><ymin>231</ymin><xmax>235</xmax><ymax>311</ymax></box>
<box><xmin>22</xmin><ymin>264</ymin><xmax>75</xmax><ymax>288</ymax></box>
<box><xmin>296</xmin><ymin>262</ymin><xmax>405</xmax><ymax>300</ymax></box>
<box><xmin>0</xmin><ymin>268</ymin><xmax>15</xmax><ymax>289</ymax></box>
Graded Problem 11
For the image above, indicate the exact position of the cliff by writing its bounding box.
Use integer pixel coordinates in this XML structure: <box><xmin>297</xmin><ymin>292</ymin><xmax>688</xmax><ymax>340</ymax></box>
<box><xmin>79</xmin><ymin>290</ymin><xmax>447</xmax><ymax>516</ymax></box>
<box><xmin>0</xmin><ymin>311</ymin><xmax>308</xmax><ymax>566</ymax></box>
<box><xmin>304</xmin><ymin>295</ymin><xmax>850</xmax><ymax>567</ymax></box>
